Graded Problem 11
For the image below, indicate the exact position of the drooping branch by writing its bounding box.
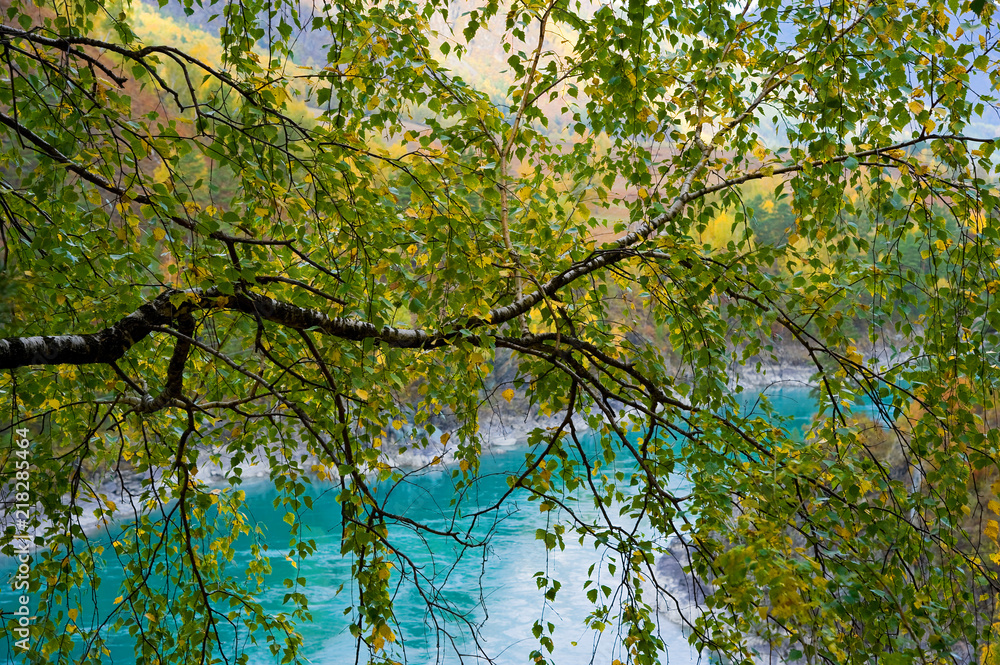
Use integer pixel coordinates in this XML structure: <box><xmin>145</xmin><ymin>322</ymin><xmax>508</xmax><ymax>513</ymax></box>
<box><xmin>3</xmin><ymin>126</ymin><xmax>993</xmax><ymax>373</ymax></box>
<box><xmin>0</xmin><ymin>23</ymin><xmax>304</xmax><ymax>129</ymax></box>
<box><xmin>0</xmin><ymin>109</ymin><xmax>283</xmax><ymax>249</ymax></box>
<box><xmin>2</xmin><ymin>280</ymin><xmax>699</xmax><ymax>373</ymax></box>
<box><xmin>486</xmin><ymin>132</ymin><xmax>994</xmax><ymax>328</ymax></box>
<box><xmin>0</xmin><ymin>287</ymin><xmax>438</xmax><ymax>370</ymax></box>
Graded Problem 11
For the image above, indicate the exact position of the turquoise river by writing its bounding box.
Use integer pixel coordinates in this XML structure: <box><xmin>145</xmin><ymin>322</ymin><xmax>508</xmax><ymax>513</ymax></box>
<box><xmin>2</xmin><ymin>388</ymin><xmax>821</xmax><ymax>664</ymax></box>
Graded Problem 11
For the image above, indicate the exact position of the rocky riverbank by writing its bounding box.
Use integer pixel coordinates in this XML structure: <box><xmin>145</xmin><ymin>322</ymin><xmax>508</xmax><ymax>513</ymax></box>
<box><xmin>652</xmin><ymin>537</ymin><xmax>790</xmax><ymax>664</ymax></box>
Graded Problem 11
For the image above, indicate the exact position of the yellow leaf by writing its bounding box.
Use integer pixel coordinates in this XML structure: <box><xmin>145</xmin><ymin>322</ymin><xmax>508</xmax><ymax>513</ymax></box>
<box><xmin>356</xmin><ymin>389</ymin><xmax>369</xmax><ymax>401</ymax></box>
<box><xmin>440</xmin><ymin>432</ymin><xmax>451</xmax><ymax>446</ymax></box>
<box><xmin>372</xmin><ymin>622</ymin><xmax>396</xmax><ymax>650</ymax></box>
<box><xmin>114</xmin><ymin>596</ymin><xmax>124</xmax><ymax>605</ymax></box>
<box><xmin>987</xmin><ymin>520</ymin><xmax>1000</xmax><ymax>542</ymax></box>
<box><xmin>152</xmin><ymin>227</ymin><xmax>166</xmax><ymax>241</ymax></box>
<box><xmin>502</xmin><ymin>388</ymin><xmax>515</xmax><ymax>403</ymax></box>
<box><xmin>68</xmin><ymin>608</ymin><xmax>78</xmax><ymax>622</ymax></box>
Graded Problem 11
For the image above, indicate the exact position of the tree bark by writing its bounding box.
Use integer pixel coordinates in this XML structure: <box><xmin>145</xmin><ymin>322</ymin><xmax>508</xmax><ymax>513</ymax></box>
<box><xmin>0</xmin><ymin>287</ymin><xmax>441</xmax><ymax>370</ymax></box>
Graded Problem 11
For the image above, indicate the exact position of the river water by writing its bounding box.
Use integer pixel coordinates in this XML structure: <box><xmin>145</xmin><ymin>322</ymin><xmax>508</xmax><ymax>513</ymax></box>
<box><xmin>2</xmin><ymin>388</ymin><xmax>818</xmax><ymax>664</ymax></box>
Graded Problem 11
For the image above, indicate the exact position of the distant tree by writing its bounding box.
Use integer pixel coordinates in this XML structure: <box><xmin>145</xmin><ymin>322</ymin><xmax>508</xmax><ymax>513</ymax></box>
<box><xmin>1</xmin><ymin>0</ymin><xmax>1000</xmax><ymax>663</ymax></box>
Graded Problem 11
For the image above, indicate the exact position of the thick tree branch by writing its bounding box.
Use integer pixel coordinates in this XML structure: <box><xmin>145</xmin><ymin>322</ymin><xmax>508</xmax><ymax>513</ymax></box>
<box><xmin>141</xmin><ymin>312</ymin><xmax>196</xmax><ymax>412</ymax></box>
<box><xmin>0</xmin><ymin>287</ymin><xmax>437</xmax><ymax>370</ymax></box>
